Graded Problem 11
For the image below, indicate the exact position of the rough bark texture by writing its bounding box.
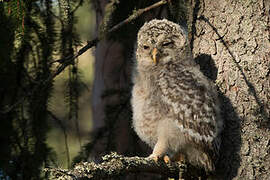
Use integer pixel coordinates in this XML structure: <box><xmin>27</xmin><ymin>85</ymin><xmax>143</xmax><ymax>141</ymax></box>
<box><xmin>47</xmin><ymin>152</ymin><xmax>195</xmax><ymax>180</ymax></box>
<box><xmin>191</xmin><ymin>0</ymin><xmax>270</xmax><ymax>179</ymax></box>
<box><xmin>91</xmin><ymin>0</ymin><xmax>270</xmax><ymax>179</ymax></box>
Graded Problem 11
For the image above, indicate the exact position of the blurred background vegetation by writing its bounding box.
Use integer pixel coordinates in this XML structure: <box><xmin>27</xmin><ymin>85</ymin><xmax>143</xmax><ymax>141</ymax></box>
<box><xmin>0</xmin><ymin>0</ymin><xmax>188</xmax><ymax>179</ymax></box>
<box><xmin>0</xmin><ymin>0</ymin><xmax>95</xmax><ymax>179</ymax></box>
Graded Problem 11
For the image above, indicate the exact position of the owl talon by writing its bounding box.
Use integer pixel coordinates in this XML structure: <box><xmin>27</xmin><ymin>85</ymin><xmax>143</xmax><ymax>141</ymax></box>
<box><xmin>148</xmin><ymin>154</ymin><xmax>171</xmax><ymax>163</ymax></box>
<box><xmin>163</xmin><ymin>155</ymin><xmax>170</xmax><ymax>163</ymax></box>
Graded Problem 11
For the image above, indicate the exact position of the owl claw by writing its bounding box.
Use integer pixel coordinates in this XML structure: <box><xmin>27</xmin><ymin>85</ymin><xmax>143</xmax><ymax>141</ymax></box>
<box><xmin>163</xmin><ymin>155</ymin><xmax>170</xmax><ymax>163</ymax></box>
<box><xmin>148</xmin><ymin>154</ymin><xmax>170</xmax><ymax>163</ymax></box>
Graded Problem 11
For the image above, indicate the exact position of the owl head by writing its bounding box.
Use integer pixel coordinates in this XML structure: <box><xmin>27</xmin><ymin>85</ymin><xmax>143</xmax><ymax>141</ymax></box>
<box><xmin>136</xmin><ymin>19</ymin><xmax>191</xmax><ymax>69</ymax></box>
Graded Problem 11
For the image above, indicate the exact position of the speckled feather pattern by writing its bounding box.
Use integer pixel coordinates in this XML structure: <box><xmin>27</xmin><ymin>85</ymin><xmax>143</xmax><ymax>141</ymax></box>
<box><xmin>131</xmin><ymin>19</ymin><xmax>223</xmax><ymax>172</ymax></box>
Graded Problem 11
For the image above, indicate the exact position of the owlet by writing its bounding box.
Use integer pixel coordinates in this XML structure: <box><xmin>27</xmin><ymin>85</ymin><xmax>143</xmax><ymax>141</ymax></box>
<box><xmin>131</xmin><ymin>19</ymin><xmax>223</xmax><ymax>172</ymax></box>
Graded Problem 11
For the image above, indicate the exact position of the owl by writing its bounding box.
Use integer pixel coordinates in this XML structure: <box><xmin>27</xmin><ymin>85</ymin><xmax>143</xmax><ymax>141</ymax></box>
<box><xmin>131</xmin><ymin>19</ymin><xmax>223</xmax><ymax>172</ymax></box>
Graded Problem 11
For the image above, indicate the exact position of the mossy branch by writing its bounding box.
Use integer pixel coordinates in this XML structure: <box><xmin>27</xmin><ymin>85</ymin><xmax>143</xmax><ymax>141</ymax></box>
<box><xmin>45</xmin><ymin>152</ymin><xmax>197</xmax><ymax>180</ymax></box>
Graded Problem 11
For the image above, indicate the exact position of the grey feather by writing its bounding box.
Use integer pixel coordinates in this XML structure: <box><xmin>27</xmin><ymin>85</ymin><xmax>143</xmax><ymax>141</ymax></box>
<box><xmin>131</xmin><ymin>19</ymin><xmax>223</xmax><ymax>172</ymax></box>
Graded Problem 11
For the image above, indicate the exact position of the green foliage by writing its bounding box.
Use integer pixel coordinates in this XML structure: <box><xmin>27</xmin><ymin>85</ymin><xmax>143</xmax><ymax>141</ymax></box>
<box><xmin>0</xmin><ymin>0</ymin><xmax>191</xmax><ymax>179</ymax></box>
<box><xmin>1</xmin><ymin>0</ymin><xmax>33</xmax><ymax>35</ymax></box>
<box><xmin>0</xmin><ymin>1</ymin><xmax>57</xmax><ymax>178</ymax></box>
<box><xmin>0</xmin><ymin>0</ymin><xmax>87</xmax><ymax>178</ymax></box>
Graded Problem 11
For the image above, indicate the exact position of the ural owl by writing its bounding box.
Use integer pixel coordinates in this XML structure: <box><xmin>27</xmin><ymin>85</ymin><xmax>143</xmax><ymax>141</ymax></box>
<box><xmin>131</xmin><ymin>19</ymin><xmax>223</xmax><ymax>172</ymax></box>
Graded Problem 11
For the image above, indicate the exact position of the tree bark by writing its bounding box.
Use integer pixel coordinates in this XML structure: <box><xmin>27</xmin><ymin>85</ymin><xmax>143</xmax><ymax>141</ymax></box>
<box><xmin>190</xmin><ymin>0</ymin><xmax>270</xmax><ymax>179</ymax></box>
<box><xmin>91</xmin><ymin>0</ymin><xmax>270</xmax><ymax>179</ymax></box>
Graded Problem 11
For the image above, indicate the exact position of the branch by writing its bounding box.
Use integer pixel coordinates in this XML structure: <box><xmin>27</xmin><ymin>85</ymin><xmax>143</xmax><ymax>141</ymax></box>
<box><xmin>52</xmin><ymin>0</ymin><xmax>168</xmax><ymax>64</ymax></box>
<box><xmin>1</xmin><ymin>0</ymin><xmax>168</xmax><ymax>114</ymax></box>
<box><xmin>48</xmin><ymin>111</ymin><xmax>71</xmax><ymax>168</ymax></box>
<box><xmin>45</xmin><ymin>152</ymin><xmax>202</xmax><ymax>180</ymax></box>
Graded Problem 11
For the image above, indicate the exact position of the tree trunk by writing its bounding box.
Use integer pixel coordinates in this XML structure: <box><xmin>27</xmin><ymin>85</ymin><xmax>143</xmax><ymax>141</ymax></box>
<box><xmin>91</xmin><ymin>0</ymin><xmax>270</xmax><ymax>179</ymax></box>
<box><xmin>190</xmin><ymin>0</ymin><xmax>270</xmax><ymax>179</ymax></box>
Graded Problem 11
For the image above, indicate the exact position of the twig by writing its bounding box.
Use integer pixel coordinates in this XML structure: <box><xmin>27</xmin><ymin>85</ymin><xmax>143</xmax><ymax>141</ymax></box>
<box><xmin>51</xmin><ymin>0</ymin><xmax>168</xmax><ymax>64</ymax></box>
<box><xmin>1</xmin><ymin>0</ymin><xmax>169</xmax><ymax>114</ymax></box>
<box><xmin>106</xmin><ymin>0</ymin><xmax>168</xmax><ymax>34</ymax></box>
<box><xmin>45</xmin><ymin>152</ymin><xmax>195</xmax><ymax>180</ymax></box>
<box><xmin>48</xmin><ymin>111</ymin><xmax>71</xmax><ymax>168</ymax></box>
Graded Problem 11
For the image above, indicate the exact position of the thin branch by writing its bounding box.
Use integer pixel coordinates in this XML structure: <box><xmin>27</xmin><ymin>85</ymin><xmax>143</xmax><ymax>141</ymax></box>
<box><xmin>107</xmin><ymin>0</ymin><xmax>168</xmax><ymax>34</ymax></box>
<box><xmin>1</xmin><ymin>0</ymin><xmax>169</xmax><ymax>114</ymax></box>
<box><xmin>52</xmin><ymin>0</ymin><xmax>168</xmax><ymax>64</ymax></box>
<box><xmin>45</xmin><ymin>152</ymin><xmax>203</xmax><ymax>180</ymax></box>
<box><xmin>48</xmin><ymin>111</ymin><xmax>71</xmax><ymax>168</ymax></box>
<box><xmin>71</xmin><ymin>0</ymin><xmax>84</xmax><ymax>13</ymax></box>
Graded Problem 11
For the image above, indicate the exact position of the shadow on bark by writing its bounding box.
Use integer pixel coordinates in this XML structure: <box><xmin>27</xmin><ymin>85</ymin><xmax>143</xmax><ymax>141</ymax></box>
<box><xmin>195</xmin><ymin>54</ymin><xmax>241</xmax><ymax>179</ymax></box>
<box><xmin>197</xmin><ymin>15</ymin><xmax>269</xmax><ymax>130</ymax></box>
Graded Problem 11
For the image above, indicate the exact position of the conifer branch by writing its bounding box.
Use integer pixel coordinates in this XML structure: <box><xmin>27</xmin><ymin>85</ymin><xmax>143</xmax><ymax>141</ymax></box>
<box><xmin>1</xmin><ymin>0</ymin><xmax>169</xmax><ymax>114</ymax></box>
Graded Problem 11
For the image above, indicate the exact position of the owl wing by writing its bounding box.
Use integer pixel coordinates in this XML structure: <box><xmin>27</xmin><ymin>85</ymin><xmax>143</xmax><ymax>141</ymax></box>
<box><xmin>158</xmin><ymin>65</ymin><xmax>221</xmax><ymax>157</ymax></box>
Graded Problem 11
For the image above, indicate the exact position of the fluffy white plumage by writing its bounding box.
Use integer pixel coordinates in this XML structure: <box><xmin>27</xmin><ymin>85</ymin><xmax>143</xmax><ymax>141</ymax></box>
<box><xmin>131</xmin><ymin>19</ymin><xmax>223</xmax><ymax>172</ymax></box>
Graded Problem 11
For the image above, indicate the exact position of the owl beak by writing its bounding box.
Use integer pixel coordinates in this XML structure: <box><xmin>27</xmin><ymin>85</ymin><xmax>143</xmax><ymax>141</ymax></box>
<box><xmin>151</xmin><ymin>48</ymin><xmax>158</xmax><ymax>64</ymax></box>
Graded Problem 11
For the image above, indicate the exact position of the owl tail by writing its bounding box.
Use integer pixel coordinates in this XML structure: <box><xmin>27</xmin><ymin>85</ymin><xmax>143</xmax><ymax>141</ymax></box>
<box><xmin>172</xmin><ymin>152</ymin><xmax>216</xmax><ymax>180</ymax></box>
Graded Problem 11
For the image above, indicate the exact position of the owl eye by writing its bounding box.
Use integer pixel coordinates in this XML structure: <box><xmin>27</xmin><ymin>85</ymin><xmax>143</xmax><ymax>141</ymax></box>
<box><xmin>162</xmin><ymin>41</ymin><xmax>173</xmax><ymax>47</ymax></box>
<box><xmin>143</xmin><ymin>45</ymin><xmax>150</xmax><ymax>50</ymax></box>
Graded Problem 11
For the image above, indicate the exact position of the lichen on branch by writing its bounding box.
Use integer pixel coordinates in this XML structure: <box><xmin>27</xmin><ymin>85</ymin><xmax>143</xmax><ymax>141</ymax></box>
<box><xmin>45</xmin><ymin>152</ymin><xmax>198</xmax><ymax>179</ymax></box>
